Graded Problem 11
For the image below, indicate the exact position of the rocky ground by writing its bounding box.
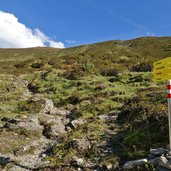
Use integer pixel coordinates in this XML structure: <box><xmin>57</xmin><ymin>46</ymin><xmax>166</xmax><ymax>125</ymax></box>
<box><xmin>0</xmin><ymin>76</ymin><xmax>121</xmax><ymax>171</ymax></box>
<box><xmin>0</xmin><ymin>70</ymin><xmax>168</xmax><ymax>171</ymax></box>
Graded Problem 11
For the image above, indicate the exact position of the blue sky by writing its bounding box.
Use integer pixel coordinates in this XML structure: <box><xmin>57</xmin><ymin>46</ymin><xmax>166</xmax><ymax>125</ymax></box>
<box><xmin>0</xmin><ymin>0</ymin><xmax>171</xmax><ymax>47</ymax></box>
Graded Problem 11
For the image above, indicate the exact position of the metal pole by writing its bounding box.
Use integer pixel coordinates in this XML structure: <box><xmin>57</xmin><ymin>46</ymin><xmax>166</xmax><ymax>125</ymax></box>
<box><xmin>168</xmin><ymin>80</ymin><xmax>171</xmax><ymax>150</ymax></box>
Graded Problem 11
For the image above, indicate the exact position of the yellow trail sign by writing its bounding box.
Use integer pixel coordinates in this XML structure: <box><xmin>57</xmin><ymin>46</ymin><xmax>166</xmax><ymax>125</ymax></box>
<box><xmin>153</xmin><ymin>57</ymin><xmax>171</xmax><ymax>82</ymax></box>
<box><xmin>153</xmin><ymin>74</ymin><xmax>171</xmax><ymax>82</ymax></box>
<box><xmin>154</xmin><ymin>57</ymin><xmax>171</xmax><ymax>67</ymax></box>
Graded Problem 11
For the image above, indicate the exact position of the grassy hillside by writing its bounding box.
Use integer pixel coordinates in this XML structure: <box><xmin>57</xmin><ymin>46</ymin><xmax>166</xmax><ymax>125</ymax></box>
<box><xmin>0</xmin><ymin>36</ymin><xmax>170</xmax><ymax>170</ymax></box>
<box><xmin>1</xmin><ymin>36</ymin><xmax>171</xmax><ymax>75</ymax></box>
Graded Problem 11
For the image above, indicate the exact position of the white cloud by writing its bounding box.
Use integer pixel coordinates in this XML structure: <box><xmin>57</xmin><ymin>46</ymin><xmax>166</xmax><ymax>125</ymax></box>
<box><xmin>0</xmin><ymin>11</ymin><xmax>65</xmax><ymax>48</ymax></box>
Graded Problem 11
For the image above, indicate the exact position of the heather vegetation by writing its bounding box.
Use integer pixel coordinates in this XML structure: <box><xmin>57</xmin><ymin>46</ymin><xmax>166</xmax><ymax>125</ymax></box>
<box><xmin>0</xmin><ymin>37</ymin><xmax>171</xmax><ymax>170</ymax></box>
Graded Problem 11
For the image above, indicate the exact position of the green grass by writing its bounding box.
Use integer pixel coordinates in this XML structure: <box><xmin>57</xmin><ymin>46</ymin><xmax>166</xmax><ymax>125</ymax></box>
<box><xmin>0</xmin><ymin>36</ymin><xmax>170</xmax><ymax>167</ymax></box>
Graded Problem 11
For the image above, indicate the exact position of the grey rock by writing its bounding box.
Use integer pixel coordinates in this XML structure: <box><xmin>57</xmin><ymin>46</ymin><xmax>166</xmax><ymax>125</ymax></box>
<box><xmin>17</xmin><ymin>115</ymin><xmax>43</xmax><ymax>132</ymax></box>
<box><xmin>50</xmin><ymin>118</ymin><xmax>66</xmax><ymax>135</ymax></box>
<box><xmin>51</xmin><ymin>121</ymin><xmax>66</xmax><ymax>135</ymax></box>
<box><xmin>50</xmin><ymin>107</ymin><xmax>70</xmax><ymax>116</ymax></box>
<box><xmin>159</xmin><ymin>156</ymin><xmax>171</xmax><ymax>169</ymax></box>
<box><xmin>1</xmin><ymin>138</ymin><xmax>53</xmax><ymax>171</ymax></box>
<box><xmin>149</xmin><ymin>157</ymin><xmax>160</xmax><ymax>165</ymax></box>
<box><xmin>74</xmin><ymin>157</ymin><xmax>84</xmax><ymax>165</ymax></box>
<box><xmin>148</xmin><ymin>153</ymin><xmax>156</xmax><ymax>159</ymax></box>
<box><xmin>150</xmin><ymin>148</ymin><xmax>168</xmax><ymax>156</ymax></box>
<box><xmin>4</xmin><ymin>115</ymin><xmax>43</xmax><ymax>133</ymax></box>
<box><xmin>33</xmin><ymin>96</ymin><xmax>54</xmax><ymax>114</ymax></box>
<box><xmin>71</xmin><ymin>118</ymin><xmax>86</xmax><ymax>128</ymax></box>
<box><xmin>42</xmin><ymin>154</ymin><xmax>46</xmax><ymax>158</ymax></box>
<box><xmin>43</xmin><ymin>99</ymin><xmax>54</xmax><ymax>113</ymax></box>
<box><xmin>159</xmin><ymin>156</ymin><xmax>168</xmax><ymax>164</ymax></box>
<box><xmin>123</xmin><ymin>158</ymin><xmax>148</xmax><ymax>170</ymax></box>
<box><xmin>157</xmin><ymin>166</ymin><xmax>171</xmax><ymax>171</ymax></box>
<box><xmin>98</xmin><ymin>115</ymin><xmax>117</xmax><ymax>121</ymax></box>
<box><xmin>39</xmin><ymin>114</ymin><xmax>67</xmax><ymax>138</ymax></box>
<box><xmin>167</xmin><ymin>151</ymin><xmax>171</xmax><ymax>158</ymax></box>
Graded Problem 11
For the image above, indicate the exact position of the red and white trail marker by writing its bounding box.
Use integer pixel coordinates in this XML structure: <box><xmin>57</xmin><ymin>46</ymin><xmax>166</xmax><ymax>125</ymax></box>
<box><xmin>167</xmin><ymin>81</ymin><xmax>171</xmax><ymax>98</ymax></box>
<box><xmin>168</xmin><ymin>80</ymin><xmax>171</xmax><ymax>150</ymax></box>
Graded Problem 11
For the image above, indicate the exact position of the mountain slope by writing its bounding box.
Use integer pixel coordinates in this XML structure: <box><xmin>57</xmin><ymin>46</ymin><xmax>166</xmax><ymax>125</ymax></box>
<box><xmin>0</xmin><ymin>36</ymin><xmax>170</xmax><ymax>171</ymax></box>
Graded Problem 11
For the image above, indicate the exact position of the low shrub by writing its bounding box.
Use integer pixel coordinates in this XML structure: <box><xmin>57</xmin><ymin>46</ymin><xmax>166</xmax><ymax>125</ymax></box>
<box><xmin>82</xmin><ymin>61</ymin><xmax>95</xmax><ymax>73</ymax></box>
<box><xmin>68</xmin><ymin>95</ymin><xmax>81</xmax><ymax>105</ymax></box>
<box><xmin>63</xmin><ymin>68</ymin><xmax>85</xmax><ymax>80</ymax></box>
<box><xmin>100</xmin><ymin>68</ymin><xmax>119</xmax><ymax>77</ymax></box>
<box><xmin>117</xmin><ymin>87</ymin><xmax>168</xmax><ymax>153</ymax></box>
<box><xmin>130</xmin><ymin>62</ymin><xmax>153</xmax><ymax>72</ymax></box>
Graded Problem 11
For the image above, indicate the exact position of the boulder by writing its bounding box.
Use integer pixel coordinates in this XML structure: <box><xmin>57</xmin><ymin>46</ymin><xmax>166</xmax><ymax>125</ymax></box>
<box><xmin>150</xmin><ymin>148</ymin><xmax>168</xmax><ymax>156</ymax></box>
<box><xmin>41</xmin><ymin>116</ymin><xmax>66</xmax><ymax>138</ymax></box>
<box><xmin>149</xmin><ymin>157</ymin><xmax>160</xmax><ymax>166</ymax></box>
<box><xmin>123</xmin><ymin>158</ymin><xmax>148</xmax><ymax>170</ymax></box>
<box><xmin>3</xmin><ymin>115</ymin><xmax>43</xmax><ymax>133</ymax></box>
<box><xmin>51</xmin><ymin>122</ymin><xmax>66</xmax><ymax>135</ymax></box>
<box><xmin>159</xmin><ymin>156</ymin><xmax>171</xmax><ymax>169</ymax></box>
<box><xmin>17</xmin><ymin>115</ymin><xmax>43</xmax><ymax>132</ymax></box>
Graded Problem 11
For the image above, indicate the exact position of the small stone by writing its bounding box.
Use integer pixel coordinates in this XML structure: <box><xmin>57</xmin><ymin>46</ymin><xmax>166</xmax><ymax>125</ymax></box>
<box><xmin>71</xmin><ymin>118</ymin><xmax>86</xmax><ymax>128</ymax></box>
<box><xmin>107</xmin><ymin>164</ymin><xmax>113</xmax><ymax>169</ymax></box>
<box><xmin>23</xmin><ymin>146</ymin><xmax>29</xmax><ymax>151</ymax></box>
<box><xmin>22</xmin><ymin>115</ymin><xmax>28</xmax><ymax>119</ymax></box>
<box><xmin>42</xmin><ymin>154</ymin><xmax>46</xmax><ymax>158</ymax></box>
<box><xmin>76</xmin><ymin>158</ymin><xmax>84</xmax><ymax>165</ymax></box>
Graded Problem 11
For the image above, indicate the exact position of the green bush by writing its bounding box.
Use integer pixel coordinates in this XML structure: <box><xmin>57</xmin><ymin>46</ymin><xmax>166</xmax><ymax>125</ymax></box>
<box><xmin>130</xmin><ymin>62</ymin><xmax>153</xmax><ymax>72</ymax></box>
<box><xmin>117</xmin><ymin>87</ymin><xmax>168</xmax><ymax>153</ymax></box>
<box><xmin>68</xmin><ymin>95</ymin><xmax>81</xmax><ymax>105</ymax></box>
<box><xmin>82</xmin><ymin>61</ymin><xmax>95</xmax><ymax>73</ymax></box>
<box><xmin>100</xmin><ymin>68</ymin><xmax>119</xmax><ymax>77</ymax></box>
<box><xmin>124</xmin><ymin>129</ymin><xmax>150</xmax><ymax>146</ymax></box>
<box><xmin>118</xmin><ymin>87</ymin><xmax>167</xmax><ymax>124</ymax></box>
<box><xmin>63</xmin><ymin>68</ymin><xmax>85</xmax><ymax>80</ymax></box>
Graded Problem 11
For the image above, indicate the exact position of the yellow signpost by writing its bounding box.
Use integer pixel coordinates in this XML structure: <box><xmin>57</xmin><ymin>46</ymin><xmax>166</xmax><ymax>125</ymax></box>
<box><xmin>153</xmin><ymin>57</ymin><xmax>171</xmax><ymax>82</ymax></box>
<box><xmin>153</xmin><ymin>57</ymin><xmax>171</xmax><ymax>150</ymax></box>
